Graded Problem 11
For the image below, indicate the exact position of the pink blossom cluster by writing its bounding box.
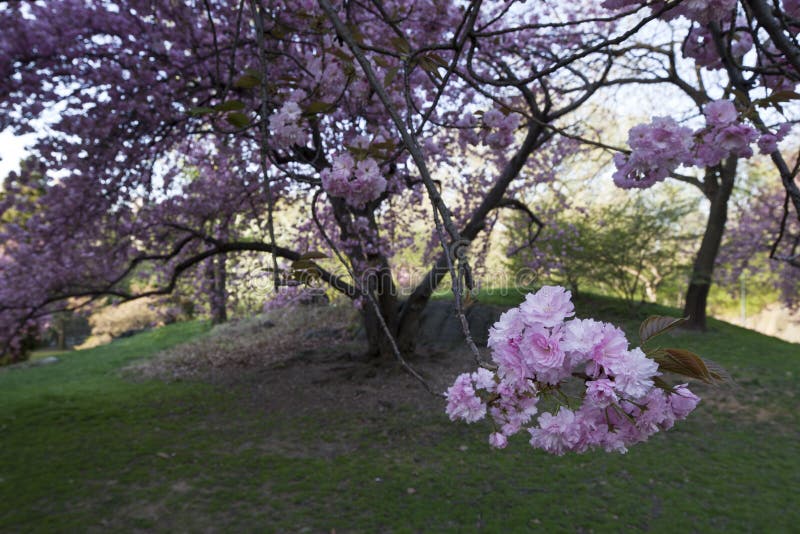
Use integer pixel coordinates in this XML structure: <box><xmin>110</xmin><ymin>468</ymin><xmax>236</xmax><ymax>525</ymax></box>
<box><xmin>320</xmin><ymin>153</ymin><xmax>388</xmax><ymax>208</ymax></box>
<box><xmin>693</xmin><ymin>100</ymin><xmax>758</xmax><ymax>166</ymax></box>
<box><xmin>683</xmin><ymin>24</ymin><xmax>752</xmax><ymax>69</ymax></box>
<box><xmin>445</xmin><ymin>286</ymin><xmax>700</xmax><ymax>455</ymax></box>
<box><xmin>658</xmin><ymin>0</ymin><xmax>738</xmax><ymax>24</ymax></box>
<box><xmin>268</xmin><ymin>101</ymin><xmax>307</xmax><ymax>148</ymax></box>
<box><xmin>613</xmin><ymin>100</ymin><xmax>768</xmax><ymax>189</ymax></box>
<box><xmin>757</xmin><ymin>123</ymin><xmax>793</xmax><ymax>154</ymax></box>
<box><xmin>482</xmin><ymin>108</ymin><xmax>521</xmax><ymax>149</ymax></box>
<box><xmin>612</xmin><ymin>117</ymin><xmax>694</xmax><ymax>189</ymax></box>
<box><xmin>602</xmin><ymin>0</ymin><xmax>736</xmax><ymax>24</ymax></box>
<box><xmin>455</xmin><ymin>113</ymin><xmax>481</xmax><ymax>149</ymax></box>
<box><xmin>683</xmin><ymin>26</ymin><xmax>722</xmax><ymax>69</ymax></box>
<box><xmin>603</xmin><ymin>0</ymin><xmax>797</xmax><ymax>90</ymax></box>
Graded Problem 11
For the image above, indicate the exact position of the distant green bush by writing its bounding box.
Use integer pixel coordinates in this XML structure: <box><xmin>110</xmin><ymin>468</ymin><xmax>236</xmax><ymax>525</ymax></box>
<box><xmin>507</xmin><ymin>195</ymin><xmax>697</xmax><ymax>306</ymax></box>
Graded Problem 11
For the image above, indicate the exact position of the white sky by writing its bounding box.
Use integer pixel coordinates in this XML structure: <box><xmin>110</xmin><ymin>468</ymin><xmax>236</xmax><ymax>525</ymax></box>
<box><xmin>0</xmin><ymin>129</ymin><xmax>34</xmax><ymax>178</ymax></box>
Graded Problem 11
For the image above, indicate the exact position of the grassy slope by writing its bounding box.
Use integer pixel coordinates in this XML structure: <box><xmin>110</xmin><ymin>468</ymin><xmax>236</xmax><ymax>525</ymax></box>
<box><xmin>1</xmin><ymin>295</ymin><xmax>798</xmax><ymax>533</ymax></box>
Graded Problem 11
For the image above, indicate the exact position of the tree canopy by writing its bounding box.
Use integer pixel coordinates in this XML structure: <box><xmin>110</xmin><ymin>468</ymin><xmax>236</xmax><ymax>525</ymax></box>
<box><xmin>0</xmin><ymin>0</ymin><xmax>798</xmax><ymax>362</ymax></box>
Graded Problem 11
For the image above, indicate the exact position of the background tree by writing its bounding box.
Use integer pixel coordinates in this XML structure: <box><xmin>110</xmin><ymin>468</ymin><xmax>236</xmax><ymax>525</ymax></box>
<box><xmin>717</xmin><ymin>181</ymin><xmax>800</xmax><ymax>308</ymax></box>
<box><xmin>0</xmin><ymin>157</ymin><xmax>49</xmax><ymax>361</ymax></box>
<box><xmin>509</xmin><ymin>193</ymin><xmax>696</xmax><ymax>306</ymax></box>
<box><xmin>600</xmin><ymin>0</ymin><xmax>800</xmax><ymax>328</ymax></box>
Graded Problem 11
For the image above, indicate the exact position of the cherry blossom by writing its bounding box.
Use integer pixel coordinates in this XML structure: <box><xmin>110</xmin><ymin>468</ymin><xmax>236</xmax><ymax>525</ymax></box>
<box><xmin>446</xmin><ymin>287</ymin><xmax>704</xmax><ymax>455</ymax></box>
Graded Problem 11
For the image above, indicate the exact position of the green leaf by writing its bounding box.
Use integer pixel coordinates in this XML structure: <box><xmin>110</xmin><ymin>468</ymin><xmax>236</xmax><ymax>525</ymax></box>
<box><xmin>188</xmin><ymin>106</ymin><xmax>215</xmax><ymax>116</ymax></box>
<box><xmin>226</xmin><ymin>112</ymin><xmax>250</xmax><ymax>129</ymax></box>
<box><xmin>383</xmin><ymin>66</ymin><xmax>399</xmax><ymax>87</ymax></box>
<box><xmin>305</xmin><ymin>101</ymin><xmax>335</xmax><ymax>114</ymax></box>
<box><xmin>389</xmin><ymin>36</ymin><xmax>411</xmax><ymax>55</ymax></box>
<box><xmin>704</xmin><ymin>358</ymin><xmax>732</xmax><ymax>383</ymax></box>
<box><xmin>346</xmin><ymin>24</ymin><xmax>365</xmax><ymax>45</ymax></box>
<box><xmin>327</xmin><ymin>46</ymin><xmax>352</xmax><ymax>63</ymax></box>
<box><xmin>343</xmin><ymin>144</ymin><xmax>369</xmax><ymax>159</ymax></box>
<box><xmin>418</xmin><ymin>56</ymin><xmax>442</xmax><ymax>80</ymax></box>
<box><xmin>639</xmin><ymin>316</ymin><xmax>686</xmax><ymax>344</ymax></box>
<box><xmin>427</xmin><ymin>52</ymin><xmax>449</xmax><ymax>68</ymax></box>
<box><xmin>754</xmin><ymin>90</ymin><xmax>800</xmax><ymax>108</ymax></box>
<box><xmin>370</xmin><ymin>140</ymin><xmax>396</xmax><ymax>150</ymax></box>
<box><xmin>234</xmin><ymin>74</ymin><xmax>260</xmax><ymax>89</ymax></box>
<box><xmin>270</xmin><ymin>24</ymin><xmax>288</xmax><ymax>39</ymax></box>
<box><xmin>214</xmin><ymin>100</ymin><xmax>246</xmax><ymax>112</ymax></box>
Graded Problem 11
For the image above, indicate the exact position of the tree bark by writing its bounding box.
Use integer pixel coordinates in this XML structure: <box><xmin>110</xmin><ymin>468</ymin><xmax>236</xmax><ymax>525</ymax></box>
<box><xmin>683</xmin><ymin>157</ymin><xmax>737</xmax><ymax>329</ymax></box>
<box><xmin>56</xmin><ymin>315</ymin><xmax>66</xmax><ymax>351</ymax></box>
<box><xmin>360</xmin><ymin>263</ymin><xmax>402</xmax><ymax>360</ymax></box>
<box><xmin>210</xmin><ymin>254</ymin><xmax>228</xmax><ymax>325</ymax></box>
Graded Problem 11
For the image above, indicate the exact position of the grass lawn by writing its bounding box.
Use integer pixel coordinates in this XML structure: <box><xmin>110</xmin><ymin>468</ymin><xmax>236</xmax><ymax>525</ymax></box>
<box><xmin>1</xmin><ymin>295</ymin><xmax>798</xmax><ymax>532</ymax></box>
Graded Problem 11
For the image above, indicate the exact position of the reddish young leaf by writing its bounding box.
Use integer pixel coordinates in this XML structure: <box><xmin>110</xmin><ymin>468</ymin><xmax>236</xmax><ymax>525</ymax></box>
<box><xmin>654</xmin><ymin>348</ymin><xmax>713</xmax><ymax>383</ymax></box>
<box><xmin>639</xmin><ymin>316</ymin><xmax>687</xmax><ymax>344</ymax></box>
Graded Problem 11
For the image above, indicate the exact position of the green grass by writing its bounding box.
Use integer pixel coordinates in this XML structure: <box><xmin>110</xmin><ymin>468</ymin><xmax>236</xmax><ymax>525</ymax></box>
<box><xmin>1</xmin><ymin>297</ymin><xmax>799</xmax><ymax>532</ymax></box>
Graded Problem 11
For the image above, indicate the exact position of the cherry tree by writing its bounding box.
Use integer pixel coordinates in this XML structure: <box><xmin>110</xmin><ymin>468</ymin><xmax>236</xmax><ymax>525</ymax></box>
<box><xmin>601</xmin><ymin>0</ymin><xmax>800</xmax><ymax>328</ymax></box>
<box><xmin>717</xmin><ymin>182</ymin><xmax>800</xmax><ymax>308</ymax></box>
<box><xmin>2</xmin><ymin>1</ymin><xmax>796</xmax><ymax>349</ymax></box>
<box><xmin>0</xmin><ymin>0</ymin><xmax>753</xmax><ymax>454</ymax></box>
<box><xmin>0</xmin><ymin>0</ymin><xmax>655</xmax><ymax>361</ymax></box>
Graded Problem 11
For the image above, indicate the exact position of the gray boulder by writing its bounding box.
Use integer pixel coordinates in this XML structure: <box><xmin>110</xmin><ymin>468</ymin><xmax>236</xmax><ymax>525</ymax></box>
<box><xmin>416</xmin><ymin>300</ymin><xmax>502</xmax><ymax>350</ymax></box>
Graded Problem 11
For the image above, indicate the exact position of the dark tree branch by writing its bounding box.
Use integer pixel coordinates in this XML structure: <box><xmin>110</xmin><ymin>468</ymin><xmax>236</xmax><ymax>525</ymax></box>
<box><xmin>498</xmin><ymin>198</ymin><xmax>545</xmax><ymax>256</ymax></box>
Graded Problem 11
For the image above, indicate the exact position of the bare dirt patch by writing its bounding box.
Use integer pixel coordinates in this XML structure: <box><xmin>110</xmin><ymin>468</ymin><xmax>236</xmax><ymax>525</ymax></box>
<box><xmin>127</xmin><ymin>303</ymin><xmax>788</xmax><ymax>449</ymax></box>
<box><xmin>125</xmin><ymin>304</ymin><xmax>480</xmax><ymax>420</ymax></box>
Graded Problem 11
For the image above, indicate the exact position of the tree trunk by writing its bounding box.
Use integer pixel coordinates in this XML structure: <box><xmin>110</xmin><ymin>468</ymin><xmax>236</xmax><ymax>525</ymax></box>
<box><xmin>683</xmin><ymin>282</ymin><xmax>711</xmax><ymax>328</ymax></box>
<box><xmin>55</xmin><ymin>315</ymin><xmax>66</xmax><ymax>350</ymax></box>
<box><xmin>361</xmin><ymin>263</ymin><xmax>401</xmax><ymax>360</ymax></box>
<box><xmin>210</xmin><ymin>255</ymin><xmax>228</xmax><ymax>325</ymax></box>
<box><xmin>683</xmin><ymin>158</ymin><xmax>737</xmax><ymax>329</ymax></box>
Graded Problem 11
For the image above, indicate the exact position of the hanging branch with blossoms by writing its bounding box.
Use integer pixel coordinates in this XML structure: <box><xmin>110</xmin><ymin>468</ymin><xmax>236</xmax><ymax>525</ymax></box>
<box><xmin>446</xmin><ymin>286</ymin><xmax>725</xmax><ymax>455</ymax></box>
<box><xmin>562</xmin><ymin>0</ymin><xmax>800</xmax><ymax>331</ymax></box>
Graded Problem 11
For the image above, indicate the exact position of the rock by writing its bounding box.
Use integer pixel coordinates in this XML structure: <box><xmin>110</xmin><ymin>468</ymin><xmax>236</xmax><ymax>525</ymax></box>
<box><xmin>351</xmin><ymin>301</ymin><xmax>503</xmax><ymax>349</ymax></box>
<box><xmin>417</xmin><ymin>300</ymin><xmax>502</xmax><ymax>349</ymax></box>
<box><xmin>34</xmin><ymin>356</ymin><xmax>60</xmax><ymax>366</ymax></box>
